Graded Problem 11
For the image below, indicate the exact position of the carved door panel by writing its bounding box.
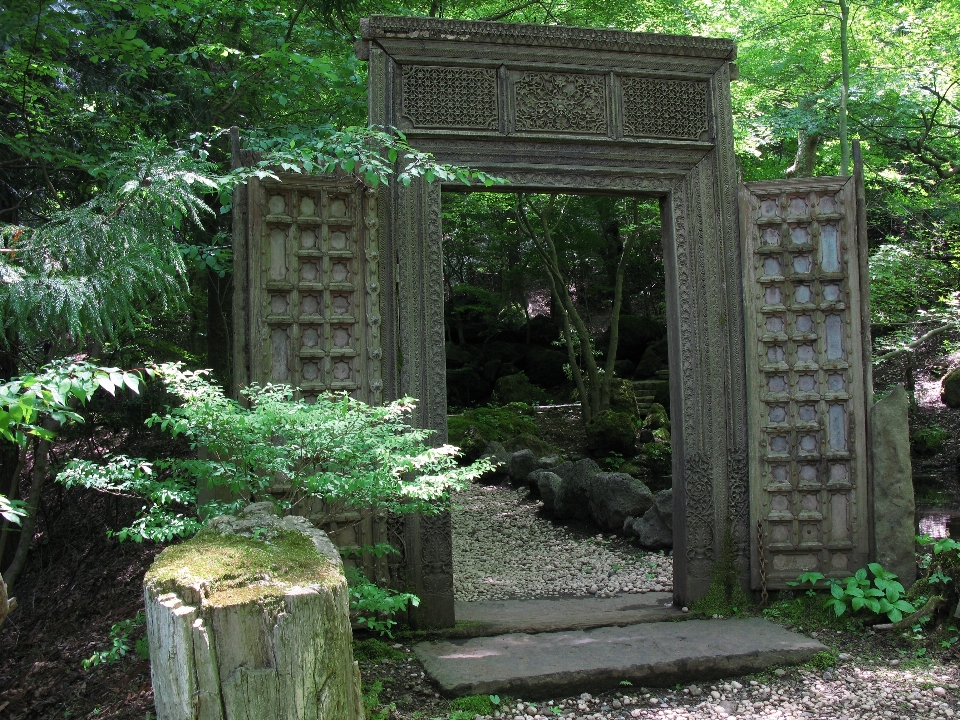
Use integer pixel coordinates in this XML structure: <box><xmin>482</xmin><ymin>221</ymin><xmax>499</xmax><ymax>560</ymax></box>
<box><xmin>246</xmin><ymin>174</ymin><xmax>383</xmax><ymax>404</ymax></box>
<box><xmin>243</xmin><ymin>173</ymin><xmax>392</xmax><ymax>584</ymax></box>
<box><xmin>740</xmin><ymin>177</ymin><xmax>870</xmax><ymax>588</ymax></box>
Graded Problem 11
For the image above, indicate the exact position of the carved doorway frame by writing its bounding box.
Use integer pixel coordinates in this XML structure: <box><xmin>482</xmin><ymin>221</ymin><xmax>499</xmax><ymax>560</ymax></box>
<box><xmin>359</xmin><ymin>16</ymin><xmax>750</xmax><ymax>624</ymax></box>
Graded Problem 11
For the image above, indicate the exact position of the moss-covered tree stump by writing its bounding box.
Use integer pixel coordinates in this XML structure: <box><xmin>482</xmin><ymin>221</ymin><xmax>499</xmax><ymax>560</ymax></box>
<box><xmin>144</xmin><ymin>503</ymin><xmax>363</xmax><ymax>720</ymax></box>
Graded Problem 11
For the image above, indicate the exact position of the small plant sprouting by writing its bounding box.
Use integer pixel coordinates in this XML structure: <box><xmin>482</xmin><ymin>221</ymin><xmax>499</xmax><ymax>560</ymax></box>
<box><xmin>620</xmin><ymin>680</ymin><xmax>633</xmax><ymax>686</ymax></box>
<box><xmin>82</xmin><ymin>613</ymin><xmax>149</xmax><ymax>669</ymax></box>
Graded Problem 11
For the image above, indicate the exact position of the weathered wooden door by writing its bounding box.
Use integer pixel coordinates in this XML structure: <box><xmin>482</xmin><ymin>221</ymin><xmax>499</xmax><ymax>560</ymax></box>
<box><xmin>740</xmin><ymin>177</ymin><xmax>872</xmax><ymax>588</ymax></box>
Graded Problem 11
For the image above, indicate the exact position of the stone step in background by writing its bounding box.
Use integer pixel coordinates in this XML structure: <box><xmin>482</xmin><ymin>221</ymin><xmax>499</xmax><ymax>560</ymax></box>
<box><xmin>450</xmin><ymin>593</ymin><xmax>682</xmax><ymax>637</ymax></box>
<box><xmin>414</xmin><ymin>618</ymin><xmax>825</xmax><ymax>700</ymax></box>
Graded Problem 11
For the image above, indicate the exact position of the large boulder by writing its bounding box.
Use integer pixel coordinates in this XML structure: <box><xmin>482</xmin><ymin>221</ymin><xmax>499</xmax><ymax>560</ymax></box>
<box><xmin>652</xmin><ymin>488</ymin><xmax>673</xmax><ymax>530</ymax></box>
<box><xmin>446</xmin><ymin>366</ymin><xmax>491</xmax><ymax>408</ymax></box>
<box><xmin>533</xmin><ymin>471</ymin><xmax>563</xmax><ymax>513</ymax></box>
<box><xmin>624</xmin><ymin>510</ymin><xmax>673</xmax><ymax>549</ymax></box>
<box><xmin>550</xmin><ymin>458</ymin><xmax>601</xmax><ymax>520</ymax></box>
<box><xmin>585</xmin><ymin>409</ymin><xmax>637</xmax><ymax>456</ymax></box>
<box><xmin>942</xmin><ymin>367</ymin><xmax>960</xmax><ymax>408</ymax></box>
<box><xmin>144</xmin><ymin>503</ymin><xmax>363</xmax><ymax>720</ymax></box>
<box><xmin>507</xmin><ymin>449</ymin><xmax>539</xmax><ymax>484</ymax></box>
<box><xmin>587</xmin><ymin>472</ymin><xmax>654</xmax><ymax>532</ymax></box>
<box><xmin>478</xmin><ymin>441</ymin><xmax>510</xmax><ymax>483</ymax></box>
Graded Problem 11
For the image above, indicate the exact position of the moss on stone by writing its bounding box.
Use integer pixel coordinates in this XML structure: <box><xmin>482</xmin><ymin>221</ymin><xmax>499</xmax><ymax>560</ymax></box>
<box><xmin>145</xmin><ymin>528</ymin><xmax>339</xmax><ymax>607</ymax></box>
<box><xmin>690</xmin><ymin>521</ymin><xmax>753</xmax><ymax>617</ymax></box>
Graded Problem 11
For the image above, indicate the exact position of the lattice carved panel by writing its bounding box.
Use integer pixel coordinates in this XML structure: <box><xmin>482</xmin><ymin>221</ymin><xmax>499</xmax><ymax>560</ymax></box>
<box><xmin>401</xmin><ymin>65</ymin><xmax>498</xmax><ymax>129</ymax></box>
<box><xmin>514</xmin><ymin>72</ymin><xmax>607</xmax><ymax>134</ymax></box>
<box><xmin>741</xmin><ymin>178</ymin><xmax>868</xmax><ymax>587</ymax></box>
<box><xmin>249</xmin><ymin>177</ymin><xmax>382</xmax><ymax>404</ymax></box>
<box><xmin>621</xmin><ymin>77</ymin><xmax>708</xmax><ymax>139</ymax></box>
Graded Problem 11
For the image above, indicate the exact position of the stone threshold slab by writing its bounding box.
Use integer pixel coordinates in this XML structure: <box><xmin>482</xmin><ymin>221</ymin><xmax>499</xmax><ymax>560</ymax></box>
<box><xmin>450</xmin><ymin>593</ymin><xmax>682</xmax><ymax>637</ymax></box>
<box><xmin>414</xmin><ymin>617</ymin><xmax>826</xmax><ymax>699</ymax></box>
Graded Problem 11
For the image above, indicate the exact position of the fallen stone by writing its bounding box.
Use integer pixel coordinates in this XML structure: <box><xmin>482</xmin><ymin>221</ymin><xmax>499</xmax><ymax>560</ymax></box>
<box><xmin>415</xmin><ymin>618</ymin><xmax>826</xmax><ymax>699</ymax></box>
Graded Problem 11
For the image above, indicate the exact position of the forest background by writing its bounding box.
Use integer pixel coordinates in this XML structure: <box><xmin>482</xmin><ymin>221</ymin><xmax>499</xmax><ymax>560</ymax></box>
<box><xmin>1</xmin><ymin>0</ymin><xmax>960</xmax><ymax>627</ymax></box>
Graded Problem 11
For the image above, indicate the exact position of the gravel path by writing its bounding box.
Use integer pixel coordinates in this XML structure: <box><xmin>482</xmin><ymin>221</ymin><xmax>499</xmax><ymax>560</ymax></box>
<box><xmin>452</xmin><ymin>481</ymin><xmax>673</xmax><ymax>602</ymax></box>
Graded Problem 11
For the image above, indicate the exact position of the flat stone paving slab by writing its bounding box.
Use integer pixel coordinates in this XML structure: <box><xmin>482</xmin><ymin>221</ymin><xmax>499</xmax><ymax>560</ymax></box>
<box><xmin>415</xmin><ymin>618</ymin><xmax>826</xmax><ymax>699</ymax></box>
<box><xmin>451</xmin><ymin>593</ymin><xmax>681</xmax><ymax>637</ymax></box>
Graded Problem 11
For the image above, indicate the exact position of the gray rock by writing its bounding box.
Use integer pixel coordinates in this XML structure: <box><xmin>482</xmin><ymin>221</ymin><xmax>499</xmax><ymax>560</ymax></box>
<box><xmin>508</xmin><ymin>449</ymin><xmax>538</xmax><ymax>484</ymax></box>
<box><xmin>552</xmin><ymin>459</ymin><xmax>600</xmax><ymax>520</ymax></box>
<box><xmin>536</xmin><ymin>455</ymin><xmax>562</xmax><ymax>470</ymax></box>
<box><xmin>588</xmin><ymin>473</ymin><xmax>655</xmax><ymax>531</ymax></box>
<box><xmin>942</xmin><ymin>366</ymin><xmax>960</xmax><ymax>408</ymax></box>
<box><xmin>480</xmin><ymin>441</ymin><xmax>510</xmax><ymax>482</ymax></box>
<box><xmin>532</xmin><ymin>471</ymin><xmax>563</xmax><ymax>513</ymax></box>
<box><xmin>625</xmin><ymin>508</ymin><xmax>672</xmax><ymax>549</ymax></box>
<box><xmin>871</xmin><ymin>386</ymin><xmax>915</xmax><ymax>587</ymax></box>
<box><xmin>652</xmin><ymin>488</ymin><xmax>673</xmax><ymax>530</ymax></box>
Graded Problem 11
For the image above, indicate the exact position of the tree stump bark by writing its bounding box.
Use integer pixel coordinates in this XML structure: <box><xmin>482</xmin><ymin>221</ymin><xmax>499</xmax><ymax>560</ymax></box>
<box><xmin>144</xmin><ymin>503</ymin><xmax>363</xmax><ymax>720</ymax></box>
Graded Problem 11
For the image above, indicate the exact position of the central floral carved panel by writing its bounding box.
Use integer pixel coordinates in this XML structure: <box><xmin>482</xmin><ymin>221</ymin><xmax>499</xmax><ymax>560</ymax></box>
<box><xmin>514</xmin><ymin>72</ymin><xmax>607</xmax><ymax>134</ymax></box>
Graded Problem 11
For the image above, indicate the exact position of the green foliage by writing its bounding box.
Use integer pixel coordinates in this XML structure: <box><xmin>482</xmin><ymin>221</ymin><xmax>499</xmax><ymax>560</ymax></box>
<box><xmin>0</xmin><ymin>494</ymin><xmax>27</xmax><ymax>525</ymax></box>
<box><xmin>806</xmin><ymin>651</ymin><xmax>838</xmax><ymax>671</ymax></box>
<box><xmin>449</xmin><ymin>694</ymin><xmax>501</xmax><ymax>714</ymax></box>
<box><xmin>347</xmin><ymin>568</ymin><xmax>419</xmax><ymax>637</ymax></box>
<box><xmin>353</xmin><ymin>638</ymin><xmax>405</xmax><ymax>663</ymax></box>
<box><xmin>0</xmin><ymin>360</ymin><xmax>143</xmax><ymax>447</ymax></box>
<box><xmin>447</xmin><ymin>403</ymin><xmax>539</xmax><ymax>453</ymax></box>
<box><xmin>640</xmin><ymin>441</ymin><xmax>672</xmax><ymax>477</ymax></box>
<box><xmin>790</xmin><ymin>564</ymin><xmax>916</xmax><ymax>623</ymax></box>
<box><xmin>911</xmin><ymin>425</ymin><xmax>949</xmax><ymax>456</ymax></box>
<box><xmin>691</xmin><ymin>522</ymin><xmax>753</xmax><ymax>617</ymax></box>
<box><xmin>82</xmin><ymin>613</ymin><xmax>148</xmax><ymax>669</ymax></box>
<box><xmin>361</xmin><ymin>679</ymin><xmax>391</xmax><ymax>720</ymax></box>
<box><xmin>869</xmin><ymin>244</ymin><xmax>956</xmax><ymax>325</ymax></box>
<box><xmin>1</xmin><ymin>140</ymin><xmax>215</xmax><ymax>348</ymax></box>
<box><xmin>57</xmin><ymin>455</ymin><xmax>202</xmax><ymax>543</ymax></box>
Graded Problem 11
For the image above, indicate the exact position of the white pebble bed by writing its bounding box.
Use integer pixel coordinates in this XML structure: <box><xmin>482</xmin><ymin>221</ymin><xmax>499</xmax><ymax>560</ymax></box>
<box><xmin>452</xmin><ymin>481</ymin><xmax>673</xmax><ymax>602</ymax></box>
<box><xmin>451</xmin><ymin>665</ymin><xmax>959</xmax><ymax>720</ymax></box>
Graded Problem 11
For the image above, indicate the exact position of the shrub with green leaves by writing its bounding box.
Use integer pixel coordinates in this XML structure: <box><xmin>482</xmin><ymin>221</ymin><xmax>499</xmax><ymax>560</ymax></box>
<box><xmin>59</xmin><ymin>365</ymin><xmax>491</xmax><ymax>543</ymax></box>
<box><xmin>790</xmin><ymin>563</ymin><xmax>916</xmax><ymax>623</ymax></box>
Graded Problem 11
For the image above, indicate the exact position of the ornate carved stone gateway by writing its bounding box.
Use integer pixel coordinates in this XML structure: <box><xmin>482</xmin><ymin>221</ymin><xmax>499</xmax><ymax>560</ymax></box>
<box><xmin>358</xmin><ymin>16</ymin><xmax>746</xmax><ymax>623</ymax></box>
<box><xmin>234</xmin><ymin>17</ymin><xmax>875</xmax><ymax>629</ymax></box>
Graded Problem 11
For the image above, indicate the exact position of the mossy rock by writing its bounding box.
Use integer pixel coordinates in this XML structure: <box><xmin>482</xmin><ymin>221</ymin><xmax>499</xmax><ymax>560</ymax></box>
<box><xmin>502</xmin><ymin>432</ymin><xmax>559</xmax><ymax>458</ymax></box>
<box><xmin>610</xmin><ymin>315</ymin><xmax>667</xmax><ymax>364</ymax></box>
<box><xmin>644</xmin><ymin>403</ymin><xmax>670</xmax><ymax>432</ymax></box>
<box><xmin>586</xmin><ymin>410</ymin><xmax>637</xmax><ymax>456</ymax></box>
<box><xmin>492</xmin><ymin>372</ymin><xmax>551</xmax><ymax>405</ymax></box>
<box><xmin>447</xmin><ymin>404</ymin><xmax>540</xmax><ymax>462</ymax></box>
<box><xmin>609</xmin><ymin>378</ymin><xmax>639</xmax><ymax>418</ymax></box>
<box><xmin>641</xmin><ymin>441</ymin><xmax>672</xmax><ymax>477</ymax></box>
<box><xmin>446</xmin><ymin>366</ymin><xmax>492</xmax><ymax>409</ymax></box>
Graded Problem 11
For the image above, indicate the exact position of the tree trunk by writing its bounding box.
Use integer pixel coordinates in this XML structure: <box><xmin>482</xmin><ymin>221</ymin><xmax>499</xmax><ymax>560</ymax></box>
<box><xmin>145</xmin><ymin>504</ymin><xmax>364</xmax><ymax>720</ymax></box>
<box><xmin>1</xmin><ymin>426</ymin><xmax>55</xmax><ymax>592</ymax></box>
<box><xmin>785</xmin><ymin>128</ymin><xmax>822</xmax><ymax>178</ymax></box>
<box><xmin>839</xmin><ymin>0</ymin><xmax>851</xmax><ymax>176</ymax></box>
